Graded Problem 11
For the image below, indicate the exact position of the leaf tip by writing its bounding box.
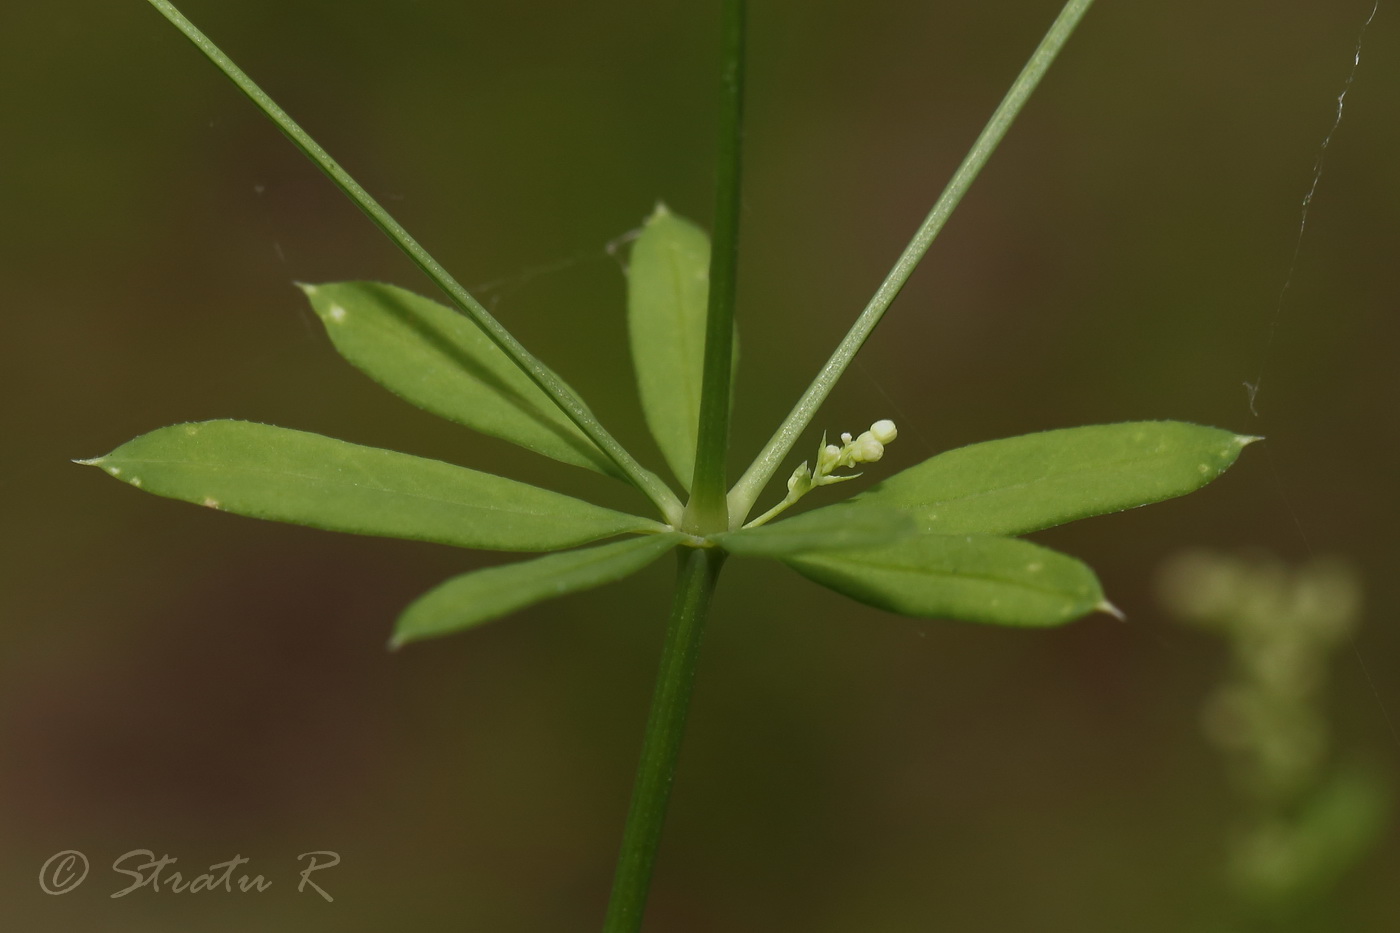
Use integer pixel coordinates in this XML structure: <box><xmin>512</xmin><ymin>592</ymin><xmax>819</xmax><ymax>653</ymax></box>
<box><xmin>295</xmin><ymin>282</ymin><xmax>347</xmax><ymax>324</ymax></box>
<box><xmin>1235</xmin><ymin>434</ymin><xmax>1264</xmax><ymax>447</ymax></box>
<box><xmin>1096</xmin><ymin>599</ymin><xmax>1126</xmax><ymax>621</ymax></box>
<box><xmin>75</xmin><ymin>456</ymin><xmax>132</xmax><ymax>483</ymax></box>
<box><xmin>648</xmin><ymin>200</ymin><xmax>672</xmax><ymax>222</ymax></box>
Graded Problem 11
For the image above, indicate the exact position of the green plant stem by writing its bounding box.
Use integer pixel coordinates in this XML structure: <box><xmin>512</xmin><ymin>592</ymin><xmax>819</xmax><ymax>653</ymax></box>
<box><xmin>727</xmin><ymin>0</ymin><xmax>1098</xmax><ymax>523</ymax></box>
<box><xmin>145</xmin><ymin>0</ymin><xmax>683</xmax><ymax>526</ymax></box>
<box><xmin>602</xmin><ymin>547</ymin><xmax>723</xmax><ymax>933</ymax></box>
<box><xmin>605</xmin><ymin>6</ymin><xmax>742</xmax><ymax>922</ymax></box>
<box><xmin>685</xmin><ymin>0</ymin><xmax>746</xmax><ymax>534</ymax></box>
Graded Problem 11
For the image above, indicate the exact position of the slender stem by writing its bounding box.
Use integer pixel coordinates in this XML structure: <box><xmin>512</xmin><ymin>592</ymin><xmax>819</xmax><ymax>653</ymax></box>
<box><xmin>145</xmin><ymin>0</ymin><xmax>683</xmax><ymax>525</ymax></box>
<box><xmin>604</xmin><ymin>7</ymin><xmax>744</xmax><ymax>924</ymax></box>
<box><xmin>745</xmin><ymin>494</ymin><xmax>797</xmax><ymax>529</ymax></box>
<box><xmin>602</xmin><ymin>547</ymin><xmax>722</xmax><ymax>933</ymax></box>
<box><xmin>685</xmin><ymin>0</ymin><xmax>747</xmax><ymax>534</ymax></box>
<box><xmin>727</xmin><ymin>0</ymin><xmax>1098</xmax><ymax>522</ymax></box>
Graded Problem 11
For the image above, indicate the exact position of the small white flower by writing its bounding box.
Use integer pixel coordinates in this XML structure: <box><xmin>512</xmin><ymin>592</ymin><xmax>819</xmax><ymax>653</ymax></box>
<box><xmin>853</xmin><ymin>433</ymin><xmax>883</xmax><ymax>462</ymax></box>
<box><xmin>869</xmin><ymin>419</ymin><xmax>897</xmax><ymax>445</ymax></box>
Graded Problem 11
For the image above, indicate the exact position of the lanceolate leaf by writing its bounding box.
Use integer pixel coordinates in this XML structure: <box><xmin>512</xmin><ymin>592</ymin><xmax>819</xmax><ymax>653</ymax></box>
<box><xmin>301</xmin><ymin>281</ymin><xmax>619</xmax><ymax>476</ymax></box>
<box><xmin>784</xmin><ymin>534</ymin><xmax>1108</xmax><ymax>627</ymax></box>
<box><xmin>80</xmin><ymin>421</ymin><xmax>662</xmax><ymax>551</ymax></box>
<box><xmin>716</xmin><ymin>502</ymin><xmax>915</xmax><ymax>558</ymax></box>
<box><xmin>393</xmin><ymin>534</ymin><xmax>684</xmax><ymax>646</ymax></box>
<box><xmin>856</xmin><ymin>422</ymin><xmax>1257</xmax><ymax>536</ymax></box>
<box><xmin>626</xmin><ymin>205</ymin><xmax>712</xmax><ymax>489</ymax></box>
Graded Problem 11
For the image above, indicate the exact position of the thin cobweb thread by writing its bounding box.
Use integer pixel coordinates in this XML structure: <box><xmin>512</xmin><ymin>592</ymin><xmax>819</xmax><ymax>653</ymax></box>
<box><xmin>1245</xmin><ymin>0</ymin><xmax>1379</xmax><ymax>417</ymax></box>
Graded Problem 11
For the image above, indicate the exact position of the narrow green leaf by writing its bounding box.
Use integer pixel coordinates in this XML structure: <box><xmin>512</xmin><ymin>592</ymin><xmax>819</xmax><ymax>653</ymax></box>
<box><xmin>627</xmin><ymin>205</ymin><xmax>712</xmax><ymax>489</ymax></box>
<box><xmin>715</xmin><ymin>502</ymin><xmax>915</xmax><ymax>558</ymax></box>
<box><xmin>80</xmin><ymin>421</ymin><xmax>662</xmax><ymax>551</ymax></box>
<box><xmin>784</xmin><ymin>534</ymin><xmax>1108</xmax><ymax>627</ymax></box>
<box><xmin>857</xmin><ymin>421</ymin><xmax>1258</xmax><ymax>536</ymax></box>
<box><xmin>300</xmin><ymin>281</ymin><xmax>618</xmax><ymax>476</ymax></box>
<box><xmin>143</xmin><ymin>2</ymin><xmax>689</xmax><ymax>520</ymax></box>
<box><xmin>392</xmin><ymin>534</ymin><xmax>684</xmax><ymax>646</ymax></box>
<box><xmin>725</xmin><ymin>0</ymin><xmax>1100</xmax><ymax>523</ymax></box>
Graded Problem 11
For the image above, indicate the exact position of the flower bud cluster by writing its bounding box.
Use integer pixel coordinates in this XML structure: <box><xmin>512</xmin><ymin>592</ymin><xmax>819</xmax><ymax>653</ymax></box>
<box><xmin>780</xmin><ymin>419</ymin><xmax>899</xmax><ymax>511</ymax></box>
<box><xmin>816</xmin><ymin>419</ymin><xmax>898</xmax><ymax>477</ymax></box>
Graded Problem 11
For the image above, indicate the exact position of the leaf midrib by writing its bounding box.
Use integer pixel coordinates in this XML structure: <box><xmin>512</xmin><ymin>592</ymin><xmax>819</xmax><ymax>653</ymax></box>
<box><xmin>106</xmin><ymin>455</ymin><xmax>632</xmax><ymax>522</ymax></box>
<box><xmin>888</xmin><ymin>451</ymin><xmax>1177</xmax><ymax>510</ymax></box>
<box><xmin>796</xmin><ymin>552</ymin><xmax>1084</xmax><ymax>599</ymax></box>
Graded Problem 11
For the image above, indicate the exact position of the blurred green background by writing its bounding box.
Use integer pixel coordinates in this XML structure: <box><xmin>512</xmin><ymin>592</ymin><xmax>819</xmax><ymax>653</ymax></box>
<box><xmin>3</xmin><ymin>0</ymin><xmax>1397</xmax><ymax>930</ymax></box>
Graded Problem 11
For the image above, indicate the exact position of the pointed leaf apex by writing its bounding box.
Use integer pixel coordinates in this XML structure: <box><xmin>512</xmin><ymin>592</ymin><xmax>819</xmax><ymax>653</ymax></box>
<box><xmin>72</xmin><ymin>457</ymin><xmax>104</xmax><ymax>466</ymax></box>
<box><xmin>1235</xmin><ymin>434</ymin><xmax>1264</xmax><ymax>447</ymax></box>
<box><xmin>294</xmin><ymin>281</ymin><xmax>319</xmax><ymax>296</ymax></box>
<box><xmin>1097</xmin><ymin>599</ymin><xmax>1126</xmax><ymax>621</ymax></box>
<box><xmin>648</xmin><ymin>201</ymin><xmax>672</xmax><ymax>222</ymax></box>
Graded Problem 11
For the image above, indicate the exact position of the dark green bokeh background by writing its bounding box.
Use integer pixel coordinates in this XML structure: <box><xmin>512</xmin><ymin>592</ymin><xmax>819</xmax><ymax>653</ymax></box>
<box><xmin>4</xmin><ymin>1</ymin><xmax>1397</xmax><ymax>929</ymax></box>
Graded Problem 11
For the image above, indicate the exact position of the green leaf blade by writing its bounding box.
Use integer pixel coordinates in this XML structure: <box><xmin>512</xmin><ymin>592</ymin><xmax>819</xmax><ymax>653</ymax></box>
<box><xmin>82</xmin><ymin>421</ymin><xmax>661</xmax><ymax>551</ymax></box>
<box><xmin>392</xmin><ymin>534</ymin><xmax>683</xmax><ymax>646</ymax></box>
<box><xmin>301</xmin><ymin>282</ymin><xmax>618</xmax><ymax>476</ymax></box>
<box><xmin>627</xmin><ymin>205</ymin><xmax>713</xmax><ymax>489</ymax></box>
<box><xmin>857</xmin><ymin>421</ymin><xmax>1257</xmax><ymax>536</ymax></box>
<box><xmin>784</xmin><ymin>534</ymin><xmax>1107</xmax><ymax>627</ymax></box>
<box><xmin>715</xmin><ymin>502</ymin><xmax>915</xmax><ymax>558</ymax></box>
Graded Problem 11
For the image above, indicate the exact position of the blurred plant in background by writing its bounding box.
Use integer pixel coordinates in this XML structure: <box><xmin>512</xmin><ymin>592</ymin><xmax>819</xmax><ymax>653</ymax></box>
<box><xmin>1158</xmin><ymin>551</ymin><xmax>1390</xmax><ymax>931</ymax></box>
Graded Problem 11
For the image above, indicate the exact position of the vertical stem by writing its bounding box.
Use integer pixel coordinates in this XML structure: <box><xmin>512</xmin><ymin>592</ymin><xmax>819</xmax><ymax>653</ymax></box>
<box><xmin>603</xmin><ymin>548</ymin><xmax>723</xmax><ymax>933</ymax></box>
<box><xmin>605</xmin><ymin>5</ymin><xmax>743</xmax><ymax>926</ymax></box>
<box><xmin>685</xmin><ymin>0</ymin><xmax>747</xmax><ymax>534</ymax></box>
